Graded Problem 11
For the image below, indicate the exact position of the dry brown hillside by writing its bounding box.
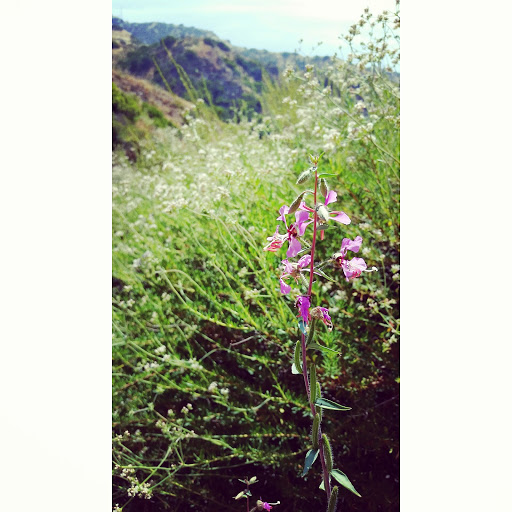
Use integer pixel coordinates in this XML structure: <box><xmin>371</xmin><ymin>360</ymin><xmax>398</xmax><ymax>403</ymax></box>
<box><xmin>112</xmin><ymin>69</ymin><xmax>192</xmax><ymax>126</ymax></box>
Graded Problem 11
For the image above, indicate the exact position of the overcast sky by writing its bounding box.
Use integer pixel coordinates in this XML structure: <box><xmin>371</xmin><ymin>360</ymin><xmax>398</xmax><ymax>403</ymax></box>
<box><xmin>112</xmin><ymin>0</ymin><xmax>398</xmax><ymax>57</ymax></box>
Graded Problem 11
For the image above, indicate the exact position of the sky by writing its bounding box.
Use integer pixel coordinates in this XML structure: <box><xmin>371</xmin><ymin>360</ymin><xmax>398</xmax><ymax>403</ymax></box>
<box><xmin>111</xmin><ymin>0</ymin><xmax>398</xmax><ymax>57</ymax></box>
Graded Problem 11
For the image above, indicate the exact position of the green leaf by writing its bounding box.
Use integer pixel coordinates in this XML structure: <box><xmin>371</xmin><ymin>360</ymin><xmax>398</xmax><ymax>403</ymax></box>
<box><xmin>291</xmin><ymin>363</ymin><xmax>301</xmax><ymax>375</ymax></box>
<box><xmin>303</xmin><ymin>267</ymin><xmax>336</xmax><ymax>283</ymax></box>
<box><xmin>319</xmin><ymin>478</ymin><xmax>325</xmax><ymax>490</ymax></box>
<box><xmin>330</xmin><ymin>469</ymin><xmax>362</xmax><ymax>497</ymax></box>
<box><xmin>301</xmin><ymin>448</ymin><xmax>319</xmax><ymax>477</ymax></box>
<box><xmin>307</xmin><ymin>343</ymin><xmax>341</xmax><ymax>355</ymax></box>
<box><xmin>317</xmin><ymin>173</ymin><xmax>338</xmax><ymax>178</ymax></box>
<box><xmin>298</xmin><ymin>320</ymin><xmax>307</xmax><ymax>335</ymax></box>
<box><xmin>315</xmin><ymin>398</ymin><xmax>351</xmax><ymax>411</ymax></box>
<box><xmin>293</xmin><ymin>340</ymin><xmax>302</xmax><ymax>373</ymax></box>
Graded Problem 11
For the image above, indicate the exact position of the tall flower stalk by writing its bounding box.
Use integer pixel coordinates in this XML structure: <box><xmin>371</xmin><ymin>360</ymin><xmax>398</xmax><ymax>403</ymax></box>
<box><xmin>264</xmin><ymin>154</ymin><xmax>377</xmax><ymax>510</ymax></box>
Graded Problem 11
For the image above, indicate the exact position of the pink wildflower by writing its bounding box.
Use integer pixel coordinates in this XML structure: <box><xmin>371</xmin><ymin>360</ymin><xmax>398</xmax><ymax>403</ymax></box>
<box><xmin>333</xmin><ymin>236</ymin><xmax>377</xmax><ymax>281</ymax></box>
<box><xmin>264</xmin><ymin>206</ymin><xmax>313</xmax><ymax>258</ymax></box>
<box><xmin>311</xmin><ymin>306</ymin><xmax>333</xmax><ymax>331</ymax></box>
<box><xmin>279</xmin><ymin>255</ymin><xmax>311</xmax><ymax>294</ymax></box>
<box><xmin>341</xmin><ymin>257</ymin><xmax>368</xmax><ymax>281</ymax></box>
<box><xmin>300</xmin><ymin>190</ymin><xmax>351</xmax><ymax>226</ymax></box>
<box><xmin>262</xmin><ymin>503</ymin><xmax>272</xmax><ymax>511</ymax></box>
<box><xmin>295</xmin><ymin>295</ymin><xmax>311</xmax><ymax>324</ymax></box>
<box><xmin>263</xmin><ymin>226</ymin><xmax>286</xmax><ymax>252</ymax></box>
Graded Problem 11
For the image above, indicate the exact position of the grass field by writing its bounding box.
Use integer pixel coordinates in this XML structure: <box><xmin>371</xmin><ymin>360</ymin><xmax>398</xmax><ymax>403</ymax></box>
<box><xmin>113</xmin><ymin>8</ymin><xmax>400</xmax><ymax>511</ymax></box>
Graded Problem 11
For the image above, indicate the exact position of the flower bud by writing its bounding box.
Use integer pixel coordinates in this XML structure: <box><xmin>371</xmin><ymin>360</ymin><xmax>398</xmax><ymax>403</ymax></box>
<box><xmin>317</xmin><ymin>204</ymin><xmax>330</xmax><ymax>223</ymax></box>
<box><xmin>322</xmin><ymin>434</ymin><xmax>333</xmax><ymax>472</ymax></box>
<box><xmin>297</xmin><ymin>167</ymin><xmax>314</xmax><ymax>184</ymax></box>
<box><xmin>327</xmin><ymin>486</ymin><xmax>339</xmax><ymax>512</ymax></box>
<box><xmin>288</xmin><ymin>191</ymin><xmax>306</xmax><ymax>214</ymax></box>
<box><xmin>319</xmin><ymin>178</ymin><xmax>328</xmax><ymax>197</ymax></box>
<box><xmin>312</xmin><ymin>413</ymin><xmax>320</xmax><ymax>449</ymax></box>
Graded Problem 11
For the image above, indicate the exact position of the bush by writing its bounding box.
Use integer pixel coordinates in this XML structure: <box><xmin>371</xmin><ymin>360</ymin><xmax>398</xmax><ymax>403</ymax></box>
<box><xmin>112</xmin><ymin>83</ymin><xmax>141</xmax><ymax>121</ymax></box>
<box><xmin>142</xmin><ymin>103</ymin><xmax>170</xmax><ymax>128</ymax></box>
<box><xmin>122</xmin><ymin>48</ymin><xmax>154</xmax><ymax>75</ymax></box>
<box><xmin>217</xmin><ymin>41</ymin><xmax>230</xmax><ymax>52</ymax></box>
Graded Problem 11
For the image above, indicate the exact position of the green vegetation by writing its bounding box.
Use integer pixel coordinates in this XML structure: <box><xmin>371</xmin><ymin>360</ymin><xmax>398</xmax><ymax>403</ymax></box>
<box><xmin>112</xmin><ymin>83</ymin><xmax>174</xmax><ymax>153</ymax></box>
<box><xmin>113</xmin><ymin>5</ymin><xmax>400</xmax><ymax>512</ymax></box>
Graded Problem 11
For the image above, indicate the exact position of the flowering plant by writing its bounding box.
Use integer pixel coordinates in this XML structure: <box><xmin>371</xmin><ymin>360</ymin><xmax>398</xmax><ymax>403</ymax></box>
<box><xmin>233</xmin><ymin>476</ymin><xmax>279</xmax><ymax>512</ymax></box>
<box><xmin>264</xmin><ymin>154</ymin><xmax>377</xmax><ymax>511</ymax></box>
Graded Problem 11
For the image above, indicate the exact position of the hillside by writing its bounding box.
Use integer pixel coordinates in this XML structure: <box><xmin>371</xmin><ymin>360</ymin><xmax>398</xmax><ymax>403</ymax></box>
<box><xmin>112</xmin><ymin>69</ymin><xmax>192</xmax><ymax>125</ymax></box>
<box><xmin>112</xmin><ymin>17</ymin><xmax>335</xmax><ymax>120</ymax></box>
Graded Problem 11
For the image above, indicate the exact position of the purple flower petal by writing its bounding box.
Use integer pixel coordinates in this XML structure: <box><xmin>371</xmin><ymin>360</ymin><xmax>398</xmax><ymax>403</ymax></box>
<box><xmin>277</xmin><ymin>205</ymin><xmax>290</xmax><ymax>223</ymax></box>
<box><xmin>286</xmin><ymin>236</ymin><xmax>302</xmax><ymax>258</ymax></box>
<box><xmin>341</xmin><ymin>235</ymin><xmax>363</xmax><ymax>254</ymax></box>
<box><xmin>281</xmin><ymin>258</ymin><xmax>294</xmax><ymax>274</ymax></box>
<box><xmin>297</xmin><ymin>254</ymin><xmax>311</xmax><ymax>268</ymax></box>
<box><xmin>299</xmin><ymin>200</ymin><xmax>314</xmax><ymax>212</ymax></box>
<box><xmin>280</xmin><ymin>278</ymin><xmax>292</xmax><ymax>295</ymax></box>
<box><xmin>296</xmin><ymin>295</ymin><xmax>310</xmax><ymax>324</ymax></box>
<box><xmin>324</xmin><ymin>190</ymin><xmax>338</xmax><ymax>206</ymax></box>
<box><xmin>342</xmin><ymin>256</ymin><xmax>367</xmax><ymax>280</ymax></box>
<box><xmin>263</xmin><ymin>226</ymin><xmax>285</xmax><ymax>252</ymax></box>
<box><xmin>330</xmin><ymin>211</ymin><xmax>351</xmax><ymax>225</ymax></box>
<box><xmin>295</xmin><ymin>210</ymin><xmax>313</xmax><ymax>236</ymax></box>
<box><xmin>318</xmin><ymin>307</ymin><xmax>333</xmax><ymax>331</ymax></box>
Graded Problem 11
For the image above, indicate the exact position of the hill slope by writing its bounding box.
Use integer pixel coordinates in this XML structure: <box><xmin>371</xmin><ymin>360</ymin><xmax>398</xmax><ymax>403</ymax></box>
<box><xmin>112</xmin><ymin>18</ymin><xmax>334</xmax><ymax>119</ymax></box>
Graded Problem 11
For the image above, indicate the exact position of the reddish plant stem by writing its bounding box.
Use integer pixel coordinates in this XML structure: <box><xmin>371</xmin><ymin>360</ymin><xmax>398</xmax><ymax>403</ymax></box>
<box><xmin>300</xmin><ymin>165</ymin><xmax>331</xmax><ymax>500</ymax></box>
<box><xmin>307</xmin><ymin>168</ymin><xmax>319</xmax><ymax>297</ymax></box>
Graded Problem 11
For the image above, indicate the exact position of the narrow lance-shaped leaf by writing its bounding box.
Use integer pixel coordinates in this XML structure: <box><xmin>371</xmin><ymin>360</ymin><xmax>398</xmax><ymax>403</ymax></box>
<box><xmin>330</xmin><ymin>469</ymin><xmax>362</xmax><ymax>497</ymax></box>
<box><xmin>307</xmin><ymin>266</ymin><xmax>336</xmax><ymax>283</ymax></box>
<box><xmin>301</xmin><ymin>448</ymin><xmax>319</xmax><ymax>477</ymax></box>
<box><xmin>307</xmin><ymin>343</ymin><xmax>341</xmax><ymax>355</ymax></box>
<box><xmin>315</xmin><ymin>398</ymin><xmax>351</xmax><ymax>411</ymax></box>
<box><xmin>291</xmin><ymin>363</ymin><xmax>301</xmax><ymax>375</ymax></box>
